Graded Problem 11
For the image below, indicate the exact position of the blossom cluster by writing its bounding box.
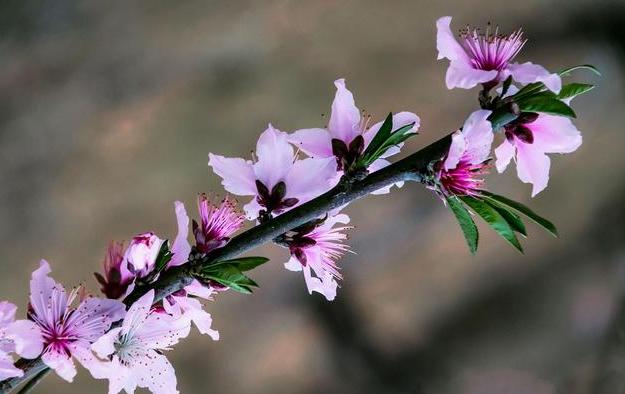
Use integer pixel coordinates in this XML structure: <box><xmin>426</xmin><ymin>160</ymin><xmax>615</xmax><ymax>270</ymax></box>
<box><xmin>0</xmin><ymin>16</ymin><xmax>594</xmax><ymax>394</ymax></box>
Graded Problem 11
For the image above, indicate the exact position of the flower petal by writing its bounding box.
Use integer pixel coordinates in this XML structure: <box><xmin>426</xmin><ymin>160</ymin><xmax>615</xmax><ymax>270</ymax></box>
<box><xmin>529</xmin><ymin>115</ymin><xmax>582</xmax><ymax>154</ymax></box>
<box><xmin>515</xmin><ymin>142</ymin><xmax>551</xmax><ymax>197</ymax></box>
<box><xmin>42</xmin><ymin>348</ymin><xmax>77</xmax><ymax>382</ymax></box>
<box><xmin>287</xmin><ymin>128</ymin><xmax>333</xmax><ymax>159</ymax></box>
<box><xmin>66</xmin><ymin>297</ymin><xmax>125</xmax><ymax>343</ymax></box>
<box><xmin>134</xmin><ymin>349</ymin><xmax>179</xmax><ymax>394</ymax></box>
<box><xmin>284</xmin><ymin>157</ymin><xmax>338</xmax><ymax>202</ymax></box>
<box><xmin>0</xmin><ymin>356</ymin><xmax>23</xmax><ymax>381</ymax></box>
<box><xmin>253</xmin><ymin>124</ymin><xmax>294</xmax><ymax>189</ymax></box>
<box><xmin>508</xmin><ymin>62</ymin><xmax>562</xmax><ymax>93</ymax></box>
<box><xmin>436</xmin><ymin>16</ymin><xmax>469</xmax><ymax>62</ymax></box>
<box><xmin>169</xmin><ymin>201</ymin><xmax>191</xmax><ymax>267</ymax></box>
<box><xmin>446</xmin><ymin>61</ymin><xmax>498</xmax><ymax>90</ymax></box>
<box><xmin>4</xmin><ymin>320</ymin><xmax>43</xmax><ymax>359</ymax></box>
<box><xmin>91</xmin><ymin>327</ymin><xmax>122</xmax><ymax>359</ymax></box>
<box><xmin>444</xmin><ymin>130</ymin><xmax>466</xmax><ymax>170</ymax></box>
<box><xmin>121</xmin><ymin>290</ymin><xmax>154</xmax><ymax>336</ymax></box>
<box><xmin>208</xmin><ymin>153</ymin><xmax>256</xmax><ymax>196</ymax></box>
<box><xmin>495</xmin><ymin>140</ymin><xmax>516</xmax><ymax>173</ymax></box>
<box><xmin>29</xmin><ymin>260</ymin><xmax>67</xmax><ymax>329</ymax></box>
<box><xmin>328</xmin><ymin>79</ymin><xmax>361</xmax><ymax>143</ymax></box>
<box><xmin>461</xmin><ymin>109</ymin><xmax>494</xmax><ymax>164</ymax></box>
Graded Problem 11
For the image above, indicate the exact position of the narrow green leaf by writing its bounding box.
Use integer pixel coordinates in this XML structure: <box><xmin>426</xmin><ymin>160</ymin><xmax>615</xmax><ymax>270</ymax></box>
<box><xmin>512</xmin><ymin>82</ymin><xmax>546</xmax><ymax>101</ymax></box>
<box><xmin>460</xmin><ymin>196</ymin><xmax>523</xmax><ymax>253</ymax></box>
<box><xmin>559</xmin><ymin>64</ymin><xmax>601</xmax><ymax>77</ymax></box>
<box><xmin>210</xmin><ymin>256</ymin><xmax>269</xmax><ymax>272</ymax></box>
<box><xmin>154</xmin><ymin>240</ymin><xmax>173</xmax><ymax>273</ymax></box>
<box><xmin>481</xmin><ymin>191</ymin><xmax>558</xmax><ymax>237</ymax></box>
<box><xmin>557</xmin><ymin>83</ymin><xmax>595</xmax><ymax>101</ymax></box>
<box><xmin>486</xmin><ymin>200</ymin><xmax>527</xmax><ymax>236</ymax></box>
<box><xmin>517</xmin><ymin>96</ymin><xmax>576</xmax><ymax>118</ymax></box>
<box><xmin>364</xmin><ymin>112</ymin><xmax>393</xmax><ymax>156</ymax></box>
<box><xmin>446</xmin><ymin>195</ymin><xmax>479</xmax><ymax>254</ymax></box>
<box><xmin>201</xmin><ymin>265</ymin><xmax>259</xmax><ymax>294</ymax></box>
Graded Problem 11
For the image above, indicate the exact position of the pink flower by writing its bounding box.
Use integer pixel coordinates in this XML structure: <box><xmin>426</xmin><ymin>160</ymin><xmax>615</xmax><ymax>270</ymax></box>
<box><xmin>436</xmin><ymin>16</ymin><xmax>561</xmax><ymax>92</ymax></box>
<box><xmin>124</xmin><ymin>232</ymin><xmax>164</xmax><ymax>278</ymax></box>
<box><xmin>209</xmin><ymin>124</ymin><xmax>337</xmax><ymax>220</ymax></box>
<box><xmin>193</xmin><ymin>194</ymin><xmax>244</xmax><ymax>254</ymax></box>
<box><xmin>288</xmin><ymin>79</ymin><xmax>420</xmax><ymax>193</ymax></box>
<box><xmin>0</xmin><ymin>302</ymin><xmax>43</xmax><ymax>380</ymax></box>
<box><xmin>283</xmin><ymin>214</ymin><xmax>352</xmax><ymax>301</ymax></box>
<box><xmin>28</xmin><ymin>260</ymin><xmax>125</xmax><ymax>382</ymax></box>
<box><xmin>495</xmin><ymin>112</ymin><xmax>582</xmax><ymax>197</ymax></box>
<box><xmin>437</xmin><ymin>110</ymin><xmax>494</xmax><ymax>196</ymax></box>
<box><xmin>94</xmin><ymin>241</ymin><xmax>135</xmax><ymax>300</ymax></box>
<box><xmin>90</xmin><ymin>290</ymin><xmax>190</xmax><ymax>394</ymax></box>
<box><xmin>162</xmin><ymin>280</ymin><xmax>219</xmax><ymax>340</ymax></box>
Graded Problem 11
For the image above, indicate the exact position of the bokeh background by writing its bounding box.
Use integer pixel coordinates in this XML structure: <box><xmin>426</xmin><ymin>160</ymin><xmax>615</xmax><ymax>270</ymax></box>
<box><xmin>1</xmin><ymin>1</ymin><xmax>623</xmax><ymax>393</ymax></box>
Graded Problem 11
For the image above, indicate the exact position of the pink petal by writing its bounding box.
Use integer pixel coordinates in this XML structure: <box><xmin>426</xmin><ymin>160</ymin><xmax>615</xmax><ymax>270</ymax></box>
<box><xmin>243</xmin><ymin>198</ymin><xmax>263</xmax><ymax>221</ymax></box>
<box><xmin>287</xmin><ymin>128</ymin><xmax>333</xmax><ymax>159</ymax></box>
<box><xmin>0</xmin><ymin>302</ymin><xmax>17</xmax><ymax>327</ymax></box>
<box><xmin>30</xmin><ymin>260</ymin><xmax>67</xmax><ymax>328</ymax></box>
<box><xmin>66</xmin><ymin>297</ymin><xmax>125</xmax><ymax>342</ymax></box>
<box><xmin>253</xmin><ymin>124</ymin><xmax>294</xmax><ymax>189</ymax></box>
<box><xmin>121</xmin><ymin>290</ymin><xmax>154</xmax><ymax>336</ymax></box>
<box><xmin>134</xmin><ymin>349</ymin><xmax>179</xmax><ymax>394</ymax></box>
<box><xmin>328</xmin><ymin>79</ymin><xmax>362</xmax><ymax>143</ymax></box>
<box><xmin>461</xmin><ymin>109</ymin><xmax>494</xmax><ymax>164</ymax></box>
<box><xmin>515</xmin><ymin>142</ymin><xmax>551</xmax><ymax>197</ymax></box>
<box><xmin>4</xmin><ymin>320</ymin><xmax>43</xmax><ymax>359</ymax></box>
<box><xmin>70</xmin><ymin>341</ymin><xmax>110</xmax><ymax>380</ymax></box>
<box><xmin>170</xmin><ymin>296</ymin><xmax>219</xmax><ymax>340</ymax></box>
<box><xmin>184</xmin><ymin>279</ymin><xmax>214</xmax><ymax>300</ymax></box>
<box><xmin>208</xmin><ymin>153</ymin><xmax>256</xmax><ymax>196</ymax></box>
<box><xmin>494</xmin><ymin>140</ymin><xmax>516</xmax><ymax>173</ymax></box>
<box><xmin>169</xmin><ymin>201</ymin><xmax>191</xmax><ymax>267</ymax></box>
<box><xmin>0</xmin><ymin>356</ymin><xmax>23</xmax><ymax>380</ymax></box>
<box><xmin>284</xmin><ymin>157</ymin><xmax>338</xmax><ymax>202</ymax></box>
<box><xmin>436</xmin><ymin>16</ymin><xmax>469</xmax><ymax>62</ymax></box>
<box><xmin>302</xmin><ymin>259</ymin><xmax>337</xmax><ymax>301</ymax></box>
<box><xmin>529</xmin><ymin>115</ymin><xmax>582</xmax><ymax>154</ymax></box>
<box><xmin>508</xmin><ymin>62</ymin><xmax>562</xmax><ymax>93</ymax></box>
<box><xmin>136</xmin><ymin>312</ymin><xmax>191</xmax><ymax>349</ymax></box>
<box><xmin>42</xmin><ymin>348</ymin><xmax>77</xmax><ymax>382</ymax></box>
<box><xmin>444</xmin><ymin>130</ymin><xmax>467</xmax><ymax>170</ymax></box>
<box><xmin>284</xmin><ymin>256</ymin><xmax>303</xmax><ymax>272</ymax></box>
<box><xmin>446</xmin><ymin>61</ymin><xmax>498</xmax><ymax>90</ymax></box>
<box><xmin>91</xmin><ymin>327</ymin><xmax>122</xmax><ymax>359</ymax></box>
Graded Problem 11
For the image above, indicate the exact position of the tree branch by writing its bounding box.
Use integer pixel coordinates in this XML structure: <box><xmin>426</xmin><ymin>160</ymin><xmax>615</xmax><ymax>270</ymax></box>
<box><xmin>1</xmin><ymin>119</ymin><xmax>498</xmax><ymax>393</ymax></box>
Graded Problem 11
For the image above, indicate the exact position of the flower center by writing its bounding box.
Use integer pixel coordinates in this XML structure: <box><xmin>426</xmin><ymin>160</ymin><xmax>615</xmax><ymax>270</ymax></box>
<box><xmin>460</xmin><ymin>24</ymin><xmax>526</xmax><ymax>71</ymax></box>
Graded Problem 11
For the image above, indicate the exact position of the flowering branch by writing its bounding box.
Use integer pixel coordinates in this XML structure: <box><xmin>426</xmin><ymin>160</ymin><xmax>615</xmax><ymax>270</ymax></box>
<box><xmin>0</xmin><ymin>15</ymin><xmax>598</xmax><ymax>394</ymax></box>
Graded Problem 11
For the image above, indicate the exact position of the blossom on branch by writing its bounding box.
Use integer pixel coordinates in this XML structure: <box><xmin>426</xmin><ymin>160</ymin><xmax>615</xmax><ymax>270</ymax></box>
<box><xmin>288</xmin><ymin>79</ymin><xmax>420</xmax><ymax>193</ymax></box>
<box><xmin>283</xmin><ymin>214</ymin><xmax>352</xmax><ymax>301</ymax></box>
<box><xmin>0</xmin><ymin>302</ymin><xmax>43</xmax><ymax>380</ymax></box>
<box><xmin>209</xmin><ymin>124</ymin><xmax>337</xmax><ymax>220</ymax></box>
<box><xmin>435</xmin><ymin>110</ymin><xmax>494</xmax><ymax>197</ymax></box>
<box><xmin>436</xmin><ymin>16</ymin><xmax>561</xmax><ymax>92</ymax></box>
<box><xmin>29</xmin><ymin>260</ymin><xmax>125</xmax><ymax>382</ymax></box>
<box><xmin>90</xmin><ymin>290</ymin><xmax>190</xmax><ymax>394</ymax></box>
<box><xmin>192</xmin><ymin>194</ymin><xmax>244</xmax><ymax>254</ymax></box>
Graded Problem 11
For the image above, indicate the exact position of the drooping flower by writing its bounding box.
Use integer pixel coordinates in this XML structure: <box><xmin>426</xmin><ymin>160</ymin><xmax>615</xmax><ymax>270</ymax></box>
<box><xmin>436</xmin><ymin>16</ymin><xmax>561</xmax><ymax>92</ymax></box>
<box><xmin>436</xmin><ymin>109</ymin><xmax>494</xmax><ymax>196</ymax></box>
<box><xmin>283</xmin><ymin>214</ymin><xmax>352</xmax><ymax>301</ymax></box>
<box><xmin>192</xmin><ymin>194</ymin><xmax>244</xmax><ymax>254</ymax></box>
<box><xmin>495</xmin><ymin>112</ymin><xmax>582</xmax><ymax>197</ymax></box>
<box><xmin>94</xmin><ymin>241</ymin><xmax>135</xmax><ymax>300</ymax></box>
<box><xmin>28</xmin><ymin>260</ymin><xmax>125</xmax><ymax>382</ymax></box>
<box><xmin>90</xmin><ymin>290</ymin><xmax>191</xmax><ymax>394</ymax></box>
<box><xmin>0</xmin><ymin>302</ymin><xmax>43</xmax><ymax>380</ymax></box>
<box><xmin>209</xmin><ymin>124</ymin><xmax>337</xmax><ymax>220</ymax></box>
<box><xmin>288</xmin><ymin>79</ymin><xmax>420</xmax><ymax>193</ymax></box>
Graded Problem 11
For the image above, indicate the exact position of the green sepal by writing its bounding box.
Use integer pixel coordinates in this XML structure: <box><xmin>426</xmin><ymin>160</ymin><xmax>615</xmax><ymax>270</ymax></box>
<box><xmin>446</xmin><ymin>195</ymin><xmax>479</xmax><ymax>254</ymax></box>
<box><xmin>460</xmin><ymin>196</ymin><xmax>524</xmax><ymax>253</ymax></box>
<box><xmin>480</xmin><ymin>191</ymin><xmax>557</xmax><ymax>237</ymax></box>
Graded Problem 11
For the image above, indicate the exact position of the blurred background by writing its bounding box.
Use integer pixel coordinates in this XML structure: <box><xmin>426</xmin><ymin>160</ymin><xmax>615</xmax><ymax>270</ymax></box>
<box><xmin>0</xmin><ymin>0</ymin><xmax>623</xmax><ymax>393</ymax></box>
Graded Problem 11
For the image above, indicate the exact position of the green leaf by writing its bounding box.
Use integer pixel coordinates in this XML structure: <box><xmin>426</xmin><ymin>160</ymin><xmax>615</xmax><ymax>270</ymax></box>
<box><xmin>517</xmin><ymin>95</ymin><xmax>576</xmax><ymax>118</ymax></box>
<box><xmin>512</xmin><ymin>82</ymin><xmax>546</xmax><ymax>101</ymax></box>
<box><xmin>446</xmin><ymin>195</ymin><xmax>479</xmax><ymax>254</ymax></box>
<box><xmin>364</xmin><ymin>113</ymin><xmax>393</xmax><ymax>157</ymax></box>
<box><xmin>480</xmin><ymin>191</ymin><xmax>557</xmax><ymax>237</ymax></box>
<box><xmin>559</xmin><ymin>64</ymin><xmax>601</xmax><ymax>77</ymax></box>
<box><xmin>200</xmin><ymin>264</ymin><xmax>259</xmax><ymax>294</ymax></box>
<box><xmin>360</xmin><ymin>122</ymin><xmax>417</xmax><ymax>168</ymax></box>
<box><xmin>460</xmin><ymin>196</ymin><xmax>523</xmax><ymax>253</ymax></box>
<box><xmin>501</xmin><ymin>75</ymin><xmax>513</xmax><ymax>97</ymax></box>
<box><xmin>210</xmin><ymin>256</ymin><xmax>269</xmax><ymax>272</ymax></box>
<box><xmin>557</xmin><ymin>83</ymin><xmax>595</xmax><ymax>101</ymax></box>
<box><xmin>487</xmin><ymin>200</ymin><xmax>527</xmax><ymax>236</ymax></box>
<box><xmin>154</xmin><ymin>240</ymin><xmax>173</xmax><ymax>273</ymax></box>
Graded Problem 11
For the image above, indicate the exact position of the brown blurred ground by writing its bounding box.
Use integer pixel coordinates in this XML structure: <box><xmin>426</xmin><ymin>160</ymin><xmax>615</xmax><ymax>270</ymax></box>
<box><xmin>0</xmin><ymin>1</ymin><xmax>624</xmax><ymax>393</ymax></box>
